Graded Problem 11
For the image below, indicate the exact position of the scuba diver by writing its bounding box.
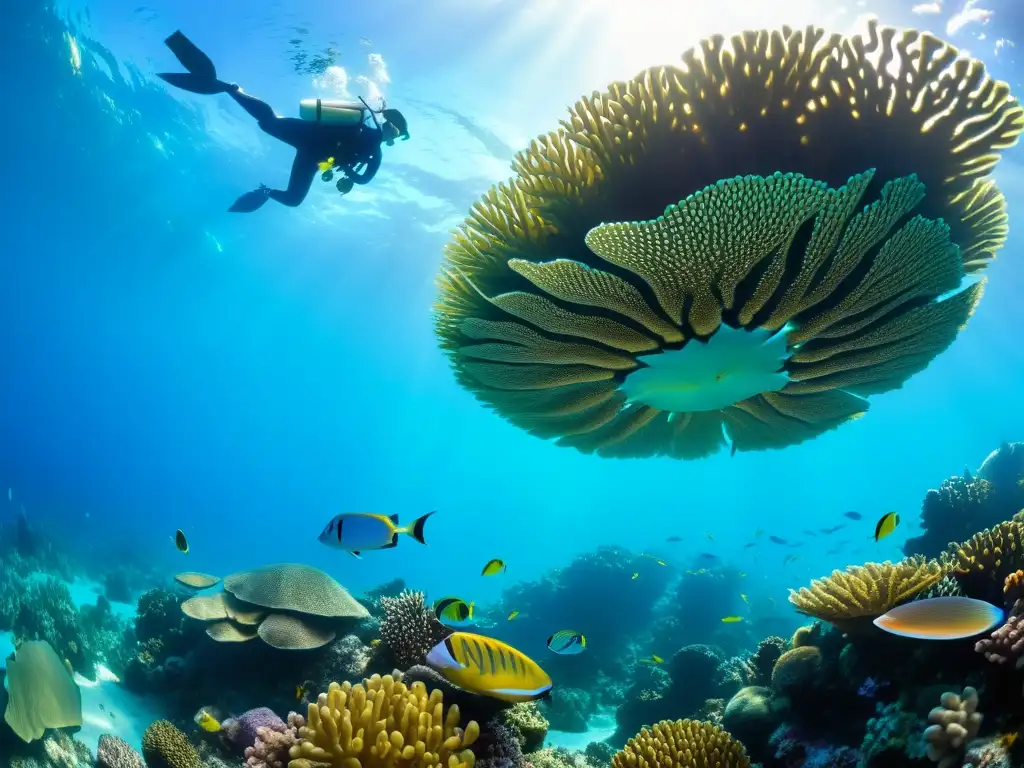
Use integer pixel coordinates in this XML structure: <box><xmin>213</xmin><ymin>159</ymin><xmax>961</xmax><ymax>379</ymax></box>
<box><xmin>156</xmin><ymin>31</ymin><xmax>409</xmax><ymax>213</ymax></box>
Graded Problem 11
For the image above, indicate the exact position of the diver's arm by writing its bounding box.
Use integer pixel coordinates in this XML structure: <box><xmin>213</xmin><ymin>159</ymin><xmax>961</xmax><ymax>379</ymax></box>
<box><xmin>267</xmin><ymin>151</ymin><xmax>319</xmax><ymax>207</ymax></box>
<box><xmin>344</xmin><ymin>149</ymin><xmax>381</xmax><ymax>185</ymax></box>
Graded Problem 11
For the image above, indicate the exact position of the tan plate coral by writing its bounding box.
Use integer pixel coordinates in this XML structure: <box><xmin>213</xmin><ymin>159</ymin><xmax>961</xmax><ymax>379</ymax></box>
<box><xmin>434</xmin><ymin>20</ymin><xmax>1022</xmax><ymax>459</ymax></box>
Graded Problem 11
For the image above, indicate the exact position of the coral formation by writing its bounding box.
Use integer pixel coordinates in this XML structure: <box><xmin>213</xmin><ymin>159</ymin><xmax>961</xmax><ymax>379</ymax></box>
<box><xmin>97</xmin><ymin>735</ymin><xmax>145</xmax><ymax>768</ymax></box>
<box><xmin>378</xmin><ymin>590</ymin><xmax>450</xmax><ymax>669</ymax></box>
<box><xmin>905</xmin><ymin>473</ymin><xmax>997</xmax><ymax>559</ymax></box>
<box><xmin>923</xmin><ymin>687</ymin><xmax>982</xmax><ymax>768</ymax></box>
<box><xmin>788</xmin><ymin>558</ymin><xmax>944</xmax><ymax>626</ymax></box>
<box><xmin>142</xmin><ymin>720</ymin><xmax>203</xmax><ymax>768</ymax></box>
<box><xmin>288</xmin><ymin>672</ymin><xmax>478</xmax><ymax>768</ymax></box>
<box><xmin>474</xmin><ymin>719</ymin><xmax>527</xmax><ymax>768</ymax></box>
<box><xmin>501</xmin><ymin>702</ymin><xmax>549</xmax><ymax>752</ymax></box>
<box><xmin>540</xmin><ymin>688</ymin><xmax>591</xmax><ymax>733</ymax></box>
<box><xmin>11</xmin><ymin>577</ymin><xmax>93</xmax><ymax>674</ymax></box>
<box><xmin>770</xmin><ymin>647</ymin><xmax>823</xmax><ymax>699</ymax></box>
<box><xmin>611</xmin><ymin>719</ymin><xmax>750</xmax><ymax>768</ymax></box>
<box><xmin>723</xmin><ymin>686</ymin><xmax>778</xmax><ymax>748</ymax></box>
<box><xmin>434</xmin><ymin>20</ymin><xmax>1021</xmax><ymax>458</ymax></box>
<box><xmin>224</xmin><ymin>707</ymin><xmax>288</xmax><ymax>750</ymax></box>
<box><xmin>947</xmin><ymin>518</ymin><xmax>1024</xmax><ymax>601</ymax></box>
<box><xmin>245</xmin><ymin>714</ymin><xmax>303</xmax><ymax>768</ymax></box>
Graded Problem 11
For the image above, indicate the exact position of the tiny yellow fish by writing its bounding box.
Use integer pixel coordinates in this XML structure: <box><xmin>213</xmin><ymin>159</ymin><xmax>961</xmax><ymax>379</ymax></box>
<box><xmin>639</xmin><ymin>654</ymin><xmax>664</xmax><ymax>665</ymax></box>
<box><xmin>370</xmin><ymin>638</ymin><xmax>381</xmax><ymax>648</ymax></box>
<box><xmin>704</xmin><ymin>532</ymin><xmax>714</xmax><ymax>541</ymax></box>
<box><xmin>318</xmin><ymin>156</ymin><xmax>336</xmax><ymax>172</ymax></box>
<box><xmin>507</xmin><ymin>611</ymin><xmax>520</xmax><ymax>621</ymax></box>
<box><xmin>874</xmin><ymin>512</ymin><xmax>901</xmax><ymax>542</ymax></box>
<box><xmin>754</xmin><ymin>528</ymin><xmax>764</xmax><ymax>537</ymax></box>
<box><xmin>740</xmin><ymin>594</ymin><xmax>748</xmax><ymax>604</ymax></box>
<box><xmin>632</xmin><ymin>572</ymin><xmax>639</xmax><ymax>580</ymax></box>
<box><xmin>195</xmin><ymin>710</ymin><xmax>221</xmax><ymax>733</ymax></box>
<box><xmin>1001</xmin><ymin>731</ymin><xmax>1019</xmax><ymax>749</ymax></box>
<box><xmin>655</xmin><ymin>559</ymin><xmax>666</xmax><ymax>566</ymax></box>
<box><xmin>721</xmin><ymin>616</ymin><xmax>744</xmax><ymax>623</ymax></box>
<box><xmin>295</xmin><ymin>684</ymin><xmax>307</xmax><ymax>701</ymax></box>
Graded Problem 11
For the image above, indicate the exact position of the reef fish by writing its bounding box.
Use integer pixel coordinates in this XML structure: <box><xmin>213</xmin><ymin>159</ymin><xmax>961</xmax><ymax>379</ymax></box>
<box><xmin>768</xmin><ymin>536</ymin><xmax>788</xmax><ymax>545</ymax></box>
<box><xmin>873</xmin><ymin>597</ymin><xmax>1004</xmax><ymax>640</ymax></box>
<box><xmin>194</xmin><ymin>710</ymin><xmax>221</xmax><ymax>733</ymax></box>
<box><xmin>721</xmin><ymin>616</ymin><xmax>743</xmax><ymax>623</ymax></box>
<box><xmin>481</xmin><ymin>559</ymin><xmax>507</xmax><ymax>576</ymax></box>
<box><xmin>507</xmin><ymin>611</ymin><xmax>519</xmax><ymax>621</ymax></box>
<box><xmin>434</xmin><ymin>597</ymin><xmax>474</xmax><ymax>625</ymax></box>
<box><xmin>874</xmin><ymin>512</ymin><xmax>900</xmax><ymax>542</ymax></box>
<box><xmin>175</xmin><ymin>529</ymin><xmax>188</xmax><ymax>553</ymax></box>
<box><xmin>317</xmin><ymin>511</ymin><xmax>434</xmax><ymax>556</ymax></box>
<box><xmin>843</xmin><ymin>511</ymin><xmax>863</xmax><ymax>520</ymax></box>
<box><xmin>547</xmin><ymin>630</ymin><xmax>586</xmax><ymax>655</ymax></box>
<box><xmin>426</xmin><ymin>631</ymin><xmax>552</xmax><ymax>703</ymax></box>
<box><xmin>639</xmin><ymin>654</ymin><xmax>663</xmax><ymax>665</ymax></box>
<box><xmin>820</xmin><ymin>525</ymin><xmax>845</xmax><ymax>534</ymax></box>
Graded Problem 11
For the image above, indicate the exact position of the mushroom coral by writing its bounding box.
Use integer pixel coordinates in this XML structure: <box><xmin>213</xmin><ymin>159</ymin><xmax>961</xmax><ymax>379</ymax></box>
<box><xmin>612</xmin><ymin>719</ymin><xmax>750</xmax><ymax>768</ymax></box>
<box><xmin>434</xmin><ymin>20</ymin><xmax>1022</xmax><ymax>458</ymax></box>
<box><xmin>788</xmin><ymin>557</ymin><xmax>944</xmax><ymax>626</ymax></box>
<box><xmin>288</xmin><ymin>672</ymin><xmax>478</xmax><ymax>768</ymax></box>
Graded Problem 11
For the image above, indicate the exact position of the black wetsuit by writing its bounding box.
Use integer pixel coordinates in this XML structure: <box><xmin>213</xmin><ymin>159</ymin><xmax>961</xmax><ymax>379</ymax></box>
<box><xmin>229</xmin><ymin>88</ymin><xmax>383</xmax><ymax>207</ymax></box>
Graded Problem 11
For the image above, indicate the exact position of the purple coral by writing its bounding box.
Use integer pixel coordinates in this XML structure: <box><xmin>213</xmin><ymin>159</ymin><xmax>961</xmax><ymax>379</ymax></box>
<box><xmin>857</xmin><ymin>677</ymin><xmax>890</xmax><ymax>698</ymax></box>
<box><xmin>477</xmin><ymin>719</ymin><xmax>529</xmax><ymax>768</ymax></box>
<box><xmin>770</xmin><ymin>724</ymin><xmax>861</xmax><ymax>768</ymax></box>
<box><xmin>975</xmin><ymin>612</ymin><xmax>1024</xmax><ymax>667</ymax></box>
<box><xmin>224</xmin><ymin>707</ymin><xmax>287</xmax><ymax>750</ymax></box>
<box><xmin>244</xmin><ymin>713</ymin><xmax>304</xmax><ymax>768</ymax></box>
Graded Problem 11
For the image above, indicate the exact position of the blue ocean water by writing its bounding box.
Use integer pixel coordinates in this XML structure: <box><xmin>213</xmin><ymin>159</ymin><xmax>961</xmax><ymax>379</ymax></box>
<box><xmin>1</xmin><ymin>0</ymin><xmax>1024</xmax><ymax>704</ymax></box>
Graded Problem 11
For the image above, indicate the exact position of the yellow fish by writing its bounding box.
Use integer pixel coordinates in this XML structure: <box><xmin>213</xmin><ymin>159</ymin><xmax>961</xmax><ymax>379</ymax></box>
<box><xmin>370</xmin><ymin>639</ymin><xmax>381</xmax><ymax>648</ymax></box>
<box><xmin>740</xmin><ymin>594</ymin><xmax>748</xmax><ymax>604</ymax></box>
<box><xmin>318</xmin><ymin>156</ymin><xmax>335</xmax><ymax>172</ymax></box>
<box><xmin>482</xmin><ymin>559</ymin><xmax>507</xmax><ymax>576</ymax></box>
<box><xmin>507</xmin><ymin>611</ymin><xmax>519</xmax><ymax>621</ymax></box>
<box><xmin>174</xmin><ymin>529</ymin><xmax>188</xmax><ymax>554</ymax></box>
<box><xmin>632</xmin><ymin>572</ymin><xmax>639</xmax><ymax>580</ymax></box>
<box><xmin>654</xmin><ymin>559</ymin><xmax>666</xmax><ymax>566</ymax></box>
<box><xmin>295</xmin><ymin>684</ymin><xmax>307</xmax><ymax>701</ymax></box>
<box><xmin>721</xmin><ymin>616</ymin><xmax>743</xmax><ymax>623</ymax></box>
<box><xmin>874</xmin><ymin>512</ymin><xmax>900</xmax><ymax>542</ymax></box>
<box><xmin>426</xmin><ymin>632</ymin><xmax>552</xmax><ymax>703</ymax></box>
<box><xmin>435</xmin><ymin>597</ymin><xmax>474</xmax><ymax>625</ymax></box>
<box><xmin>639</xmin><ymin>654</ymin><xmax>664</xmax><ymax>665</ymax></box>
<box><xmin>195</xmin><ymin>710</ymin><xmax>221</xmax><ymax>733</ymax></box>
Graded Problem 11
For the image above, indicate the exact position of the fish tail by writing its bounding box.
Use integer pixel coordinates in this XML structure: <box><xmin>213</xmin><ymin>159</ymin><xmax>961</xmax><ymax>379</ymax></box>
<box><xmin>404</xmin><ymin>511</ymin><xmax>435</xmax><ymax>544</ymax></box>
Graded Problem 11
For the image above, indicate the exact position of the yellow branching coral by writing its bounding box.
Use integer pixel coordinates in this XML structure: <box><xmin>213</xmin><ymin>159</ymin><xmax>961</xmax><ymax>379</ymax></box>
<box><xmin>612</xmin><ymin>719</ymin><xmax>750</xmax><ymax>768</ymax></box>
<box><xmin>434</xmin><ymin>20</ymin><xmax>1021</xmax><ymax>459</ymax></box>
<box><xmin>948</xmin><ymin>519</ymin><xmax>1024</xmax><ymax>578</ymax></box>
<box><xmin>288</xmin><ymin>673</ymin><xmax>478</xmax><ymax>768</ymax></box>
<box><xmin>788</xmin><ymin>557</ymin><xmax>944</xmax><ymax>624</ymax></box>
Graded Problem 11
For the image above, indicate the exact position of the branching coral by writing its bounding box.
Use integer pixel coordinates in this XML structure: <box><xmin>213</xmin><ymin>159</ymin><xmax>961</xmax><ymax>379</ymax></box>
<box><xmin>379</xmin><ymin>590</ymin><xmax>450</xmax><ymax>670</ymax></box>
<box><xmin>288</xmin><ymin>672</ymin><xmax>478</xmax><ymax>768</ymax></box>
<box><xmin>97</xmin><ymin>735</ymin><xmax>145</xmax><ymax>768</ymax></box>
<box><xmin>612</xmin><ymin>719</ymin><xmax>750</xmax><ymax>768</ymax></box>
<box><xmin>434</xmin><ymin>19</ymin><xmax>1021</xmax><ymax>459</ymax></box>
<box><xmin>947</xmin><ymin>519</ymin><xmax>1024</xmax><ymax>602</ymax></box>
<box><xmin>501</xmin><ymin>702</ymin><xmax>549</xmax><ymax>752</ymax></box>
<box><xmin>788</xmin><ymin>558</ymin><xmax>944</xmax><ymax>626</ymax></box>
<box><xmin>905</xmin><ymin>474</ymin><xmax>996</xmax><ymax>558</ymax></box>
<box><xmin>923</xmin><ymin>687</ymin><xmax>982</xmax><ymax>768</ymax></box>
<box><xmin>975</xmin><ymin>600</ymin><xmax>1024</xmax><ymax>668</ymax></box>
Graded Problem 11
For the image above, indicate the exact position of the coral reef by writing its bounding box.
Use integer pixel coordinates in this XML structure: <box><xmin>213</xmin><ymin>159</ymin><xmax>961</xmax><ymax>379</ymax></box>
<box><xmin>723</xmin><ymin>687</ymin><xmax>778</xmax><ymax>754</ymax></box>
<box><xmin>771</xmin><ymin>647</ymin><xmax>823</xmax><ymax>699</ymax></box>
<box><xmin>501</xmin><ymin>702</ymin><xmax>549</xmax><ymax>752</ymax></box>
<box><xmin>142</xmin><ymin>720</ymin><xmax>203</xmax><ymax>768</ymax></box>
<box><xmin>474</xmin><ymin>719</ymin><xmax>527</xmax><ymax>768</ymax></box>
<box><xmin>540</xmin><ymin>687</ymin><xmax>591</xmax><ymax>733</ymax></box>
<box><xmin>612</xmin><ymin>719</ymin><xmax>750</xmax><ymax>768</ymax></box>
<box><xmin>378</xmin><ymin>590</ymin><xmax>449</xmax><ymax>670</ymax></box>
<box><xmin>905</xmin><ymin>473</ymin><xmax>997</xmax><ymax>559</ymax></box>
<box><xmin>224</xmin><ymin>708</ymin><xmax>287</xmax><ymax>751</ymax></box>
<box><xmin>947</xmin><ymin>518</ymin><xmax>1024</xmax><ymax>602</ymax></box>
<box><xmin>788</xmin><ymin>558</ymin><xmax>944</xmax><ymax>628</ymax></box>
<box><xmin>12</xmin><ymin>577</ymin><xmax>93</xmax><ymax>675</ymax></box>
<box><xmin>97</xmin><ymin>735</ymin><xmax>145</xmax><ymax>768</ymax></box>
<box><xmin>583</xmin><ymin>742</ymin><xmax>615</xmax><ymax>768</ymax></box>
<box><xmin>658</xmin><ymin>568</ymin><xmax>744</xmax><ymax>650</ymax></box>
<box><xmin>244</xmin><ymin>714</ymin><xmax>303</xmax><ymax>768</ymax></box>
<box><xmin>288</xmin><ymin>672</ymin><xmax>478</xmax><ymax>768</ymax></box>
<box><xmin>923</xmin><ymin>687</ymin><xmax>982</xmax><ymax>768</ymax></box>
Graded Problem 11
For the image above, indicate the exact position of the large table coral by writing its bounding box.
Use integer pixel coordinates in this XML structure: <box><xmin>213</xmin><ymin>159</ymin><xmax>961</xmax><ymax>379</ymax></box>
<box><xmin>433</xmin><ymin>20</ymin><xmax>1022</xmax><ymax>459</ymax></box>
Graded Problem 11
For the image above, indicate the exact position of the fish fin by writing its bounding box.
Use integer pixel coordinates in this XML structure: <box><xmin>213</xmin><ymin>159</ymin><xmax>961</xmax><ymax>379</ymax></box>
<box><xmin>407</xmin><ymin>511</ymin><xmax>435</xmax><ymax>545</ymax></box>
<box><xmin>389</xmin><ymin>513</ymin><xmax>399</xmax><ymax>524</ymax></box>
<box><xmin>381</xmin><ymin>534</ymin><xmax>399</xmax><ymax>549</ymax></box>
<box><xmin>349</xmin><ymin>551</ymin><xmax>361</xmax><ymax>558</ymax></box>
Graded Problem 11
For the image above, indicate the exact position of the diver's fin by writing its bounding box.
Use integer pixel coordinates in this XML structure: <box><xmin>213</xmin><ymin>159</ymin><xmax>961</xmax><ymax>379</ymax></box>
<box><xmin>157</xmin><ymin>31</ymin><xmax>232</xmax><ymax>94</ymax></box>
<box><xmin>156</xmin><ymin>72</ymin><xmax>231</xmax><ymax>95</ymax></box>
<box><xmin>228</xmin><ymin>189</ymin><xmax>269</xmax><ymax>213</ymax></box>
<box><xmin>164</xmin><ymin>31</ymin><xmax>216</xmax><ymax>79</ymax></box>
<box><xmin>407</xmin><ymin>511</ymin><xmax>435</xmax><ymax>545</ymax></box>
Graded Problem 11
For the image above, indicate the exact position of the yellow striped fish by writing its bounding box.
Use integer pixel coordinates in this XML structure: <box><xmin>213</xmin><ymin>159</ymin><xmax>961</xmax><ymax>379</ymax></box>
<box><xmin>426</xmin><ymin>631</ymin><xmax>552</xmax><ymax>703</ymax></box>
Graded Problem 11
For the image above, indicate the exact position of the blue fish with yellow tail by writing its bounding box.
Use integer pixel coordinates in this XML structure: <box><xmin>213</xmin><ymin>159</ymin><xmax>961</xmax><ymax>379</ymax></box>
<box><xmin>317</xmin><ymin>511</ymin><xmax>434</xmax><ymax>557</ymax></box>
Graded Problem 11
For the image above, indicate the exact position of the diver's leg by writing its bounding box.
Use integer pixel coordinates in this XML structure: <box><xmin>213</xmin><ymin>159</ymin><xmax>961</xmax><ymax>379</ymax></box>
<box><xmin>266</xmin><ymin>152</ymin><xmax>319</xmax><ymax>207</ymax></box>
<box><xmin>226</xmin><ymin>87</ymin><xmax>277</xmax><ymax>123</ymax></box>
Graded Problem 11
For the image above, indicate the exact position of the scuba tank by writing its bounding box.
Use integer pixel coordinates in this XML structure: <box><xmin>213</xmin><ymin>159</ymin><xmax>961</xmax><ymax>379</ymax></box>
<box><xmin>298</xmin><ymin>98</ymin><xmax>365</xmax><ymax>126</ymax></box>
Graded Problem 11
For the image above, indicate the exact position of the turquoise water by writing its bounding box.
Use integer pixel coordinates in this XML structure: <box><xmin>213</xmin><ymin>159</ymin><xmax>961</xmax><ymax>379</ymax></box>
<box><xmin>2</xmin><ymin>0</ymin><xmax>1024</xmax><ymax>763</ymax></box>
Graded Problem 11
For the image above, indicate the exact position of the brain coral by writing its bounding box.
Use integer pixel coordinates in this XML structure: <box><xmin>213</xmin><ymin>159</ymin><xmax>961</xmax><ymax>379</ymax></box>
<box><xmin>141</xmin><ymin>720</ymin><xmax>202</xmax><ymax>768</ymax></box>
<box><xmin>433</xmin><ymin>20</ymin><xmax>1022</xmax><ymax>458</ymax></box>
<box><xmin>612</xmin><ymin>718</ymin><xmax>750</xmax><ymax>768</ymax></box>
